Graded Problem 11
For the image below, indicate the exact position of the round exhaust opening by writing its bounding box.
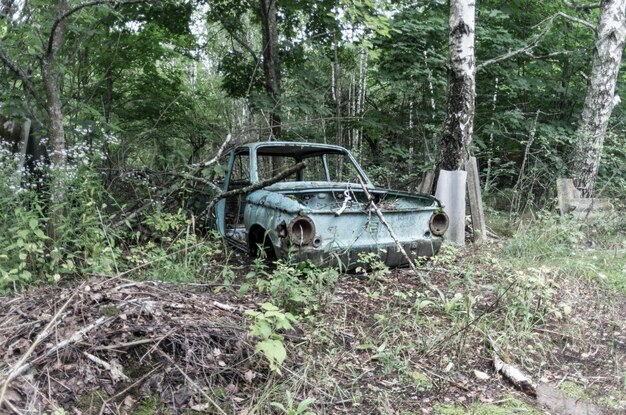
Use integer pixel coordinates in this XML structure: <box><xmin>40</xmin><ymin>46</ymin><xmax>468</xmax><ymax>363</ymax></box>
<box><xmin>429</xmin><ymin>211</ymin><xmax>449</xmax><ymax>236</ymax></box>
<box><xmin>288</xmin><ymin>216</ymin><xmax>316</xmax><ymax>246</ymax></box>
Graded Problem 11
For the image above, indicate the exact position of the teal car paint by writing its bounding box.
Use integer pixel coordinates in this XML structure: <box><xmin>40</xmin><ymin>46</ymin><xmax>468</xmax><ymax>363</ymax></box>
<box><xmin>213</xmin><ymin>142</ymin><xmax>448</xmax><ymax>269</ymax></box>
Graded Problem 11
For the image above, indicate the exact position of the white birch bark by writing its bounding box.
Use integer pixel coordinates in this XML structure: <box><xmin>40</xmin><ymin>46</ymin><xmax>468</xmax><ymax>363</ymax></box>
<box><xmin>440</xmin><ymin>0</ymin><xmax>476</xmax><ymax>171</ymax></box>
<box><xmin>571</xmin><ymin>0</ymin><xmax>626</xmax><ymax>197</ymax></box>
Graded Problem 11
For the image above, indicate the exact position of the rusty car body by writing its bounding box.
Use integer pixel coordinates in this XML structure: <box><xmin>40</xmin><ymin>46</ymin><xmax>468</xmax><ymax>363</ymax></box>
<box><xmin>213</xmin><ymin>141</ymin><xmax>448</xmax><ymax>269</ymax></box>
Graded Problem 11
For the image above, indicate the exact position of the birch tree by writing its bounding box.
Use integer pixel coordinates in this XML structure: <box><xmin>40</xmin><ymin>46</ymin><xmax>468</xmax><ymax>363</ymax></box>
<box><xmin>440</xmin><ymin>0</ymin><xmax>476</xmax><ymax>171</ymax></box>
<box><xmin>570</xmin><ymin>0</ymin><xmax>626</xmax><ymax>197</ymax></box>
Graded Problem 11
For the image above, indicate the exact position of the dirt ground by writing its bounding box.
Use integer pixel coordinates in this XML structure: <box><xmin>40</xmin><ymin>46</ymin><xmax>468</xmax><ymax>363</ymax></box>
<box><xmin>0</xmin><ymin>242</ymin><xmax>625</xmax><ymax>414</ymax></box>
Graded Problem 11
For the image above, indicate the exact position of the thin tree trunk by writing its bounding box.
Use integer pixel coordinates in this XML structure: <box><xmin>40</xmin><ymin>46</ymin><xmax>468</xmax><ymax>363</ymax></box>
<box><xmin>570</xmin><ymin>0</ymin><xmax>626</xmax><ymax>197</ymax></box>
<box><xmin>440</xmin><ymin>0</ymin><xmax>476</xmax><ymax>171</ymax></box>
<box><xmin>42</xmin><ymin>0</ymin><xmax>69</xmax><ymax>239</ymax></box>
<box><xmin>259</xmin><ymin>0</ymin><xmax>281</xmax><ymax>140</ymax></box>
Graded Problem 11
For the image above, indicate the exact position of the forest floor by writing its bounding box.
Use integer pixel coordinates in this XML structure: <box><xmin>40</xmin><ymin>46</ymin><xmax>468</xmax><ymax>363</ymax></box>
<box><xmin>0</xmin><ymin>212</ymin><xmax>625</xmax><ymax>415</ymax></box>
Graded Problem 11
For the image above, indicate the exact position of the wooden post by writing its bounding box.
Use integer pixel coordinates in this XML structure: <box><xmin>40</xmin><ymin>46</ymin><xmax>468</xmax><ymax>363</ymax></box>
<box><xmin>418</xmin><ymin>171</ymin><xmax>435</xmax><ymax>194</ymax></box>
<box><xmin>466</xmin><ymin>157</ymin><xmax>486</xmax><ymax>242</ymax></box>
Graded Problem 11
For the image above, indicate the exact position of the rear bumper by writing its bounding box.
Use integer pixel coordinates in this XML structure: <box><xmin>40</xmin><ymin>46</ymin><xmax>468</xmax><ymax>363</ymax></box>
<box><xmin>278</xmin><ymin>238</ymin><xmax>443</xmax><ymax>271</ymax></box>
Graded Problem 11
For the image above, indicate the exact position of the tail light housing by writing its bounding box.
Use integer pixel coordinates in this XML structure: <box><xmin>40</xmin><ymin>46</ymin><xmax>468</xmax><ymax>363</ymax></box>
<box><xmin>288</xmin><ymin>216</ymin><xmax>316</xmax><ymax>246</ymax></box>
<box><xmin>429</xmin><ymin>211</ymin><xmax>449</xmax><ymax>236</ymax></box>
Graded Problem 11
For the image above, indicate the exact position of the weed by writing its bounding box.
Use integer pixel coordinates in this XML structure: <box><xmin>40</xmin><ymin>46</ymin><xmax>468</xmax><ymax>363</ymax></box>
<box><xmin>270</xmin><ymin>391</ymin><xmax>315</xmax><ymax>415</ymax></box>
<box><xmin>434</xmin><ymin>397</ymin><xmax>542</xmax><ymax>414</ymax></box>
<box><xmin>246</xmin><ymin>302</ymin><xmax>298</xmax><ymax>373</ymax></box>
<box><xmin>242</xmin><ymin>258</ymin><xmax>338</xmax><ymax>313</ymax></box>
<box><xmin>357</xmin><ymin>251</ymin><xmax>390</xmax><ymax>282</ymax></box>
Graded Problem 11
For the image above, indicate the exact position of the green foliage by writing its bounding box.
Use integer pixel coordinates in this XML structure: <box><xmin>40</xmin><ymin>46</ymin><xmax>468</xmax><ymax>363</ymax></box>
<box><xmin>505</xmin><ymin>213</ymin><xmax>584</xmax><ymax>261</ymax></box>
<box><xmin>242</xmin><ymin>259</ymin><xmax>338</xmax><ymax>313</ymax></box>
<box><xmin>246</xmin><ymin>302</ymin><xmax>298</xmax><ymax>373</ymax></box>
<box><xmin>357</xmin><ymin>251</ymin><xmax>390</xmax><ymax>282</ymax></box>
<box><xmin>0</xmin><ymin>165</ymin><xmax>120</xmax><ymax>292</ymax></box>
<box><xmin>271</xmin><ymin>391</ymin><xmax>316</xmax><ymax>415</ymax></box>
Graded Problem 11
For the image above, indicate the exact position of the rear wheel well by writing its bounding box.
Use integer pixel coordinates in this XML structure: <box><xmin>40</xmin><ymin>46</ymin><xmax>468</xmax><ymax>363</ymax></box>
<box><xmin>248</xmin><ymin>225</ymin><xmax>276</xmax><ymax>260</ymax></box>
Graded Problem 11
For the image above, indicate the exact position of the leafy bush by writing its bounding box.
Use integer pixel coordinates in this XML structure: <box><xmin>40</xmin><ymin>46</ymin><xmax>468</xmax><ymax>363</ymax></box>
<box><xmin>241</xmin><ymin>259</ymin><xmax>339</xmax><ymax>313</ymax></box>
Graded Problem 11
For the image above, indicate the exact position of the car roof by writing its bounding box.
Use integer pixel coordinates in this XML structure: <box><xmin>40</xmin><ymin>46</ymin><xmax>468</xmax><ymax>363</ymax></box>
<box><xmin>235</xmin><ymin>141</ymin><xmax>349</xmax><ymax>157</ymax></box>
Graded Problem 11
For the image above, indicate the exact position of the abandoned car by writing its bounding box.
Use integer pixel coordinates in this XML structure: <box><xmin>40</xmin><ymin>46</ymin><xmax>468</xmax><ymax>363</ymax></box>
<box><xmin>212</xmin><ymin>141</ymin><xmax>448</xmax><ymax>269</ymax></box>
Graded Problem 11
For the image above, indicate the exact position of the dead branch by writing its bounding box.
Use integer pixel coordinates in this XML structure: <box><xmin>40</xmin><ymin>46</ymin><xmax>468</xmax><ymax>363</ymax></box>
<box><xmin>554</xmin><ymin>11</ymin><xmax>595</xmax><ymax>29</ymax></box>
<box><xmin>355</xmin><ymin>176</ymin><xmax>417</xmax><ymax>273</ymax></box>
<box><xmin>205</xmin><ymin>161</ymin><xmax>307</xmax><ymax>214</ymax></box>
<box><xmin>489</xmin><ymin>337</ymin><xmax>537</xmax><ymax>396</ymax></box>
<box><xmin>111</xmin><ymin>134</ymin><xmax>234</xmax><ymax>229</ymax></box>
<box><xmin>192</xmin><ymin>133</ymin><xmax>234</xmax><ymax>169</ymax></box>
<box><xmin>0</xmin><ymin>289</ymin><xmax>78</xmax><ymax>408</ymax></box>
<box><xmin>83</xmin><ymin>353</ymin><xmax>129</xmax><ymax>382</ymax></box>
<box><xmin>563</xmin><ymin>1</ymin><xmax>600</xmax><ymax>10</ymax></box>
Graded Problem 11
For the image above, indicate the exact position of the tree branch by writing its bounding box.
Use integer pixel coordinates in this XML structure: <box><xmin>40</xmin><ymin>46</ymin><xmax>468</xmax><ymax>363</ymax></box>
<box><xmin>554</xmin><ymin>11</ymin><xmax>595</xmax><ymax>29</ymax></box>
<box><xmin>215</xmin><ymin>161</ymin><xmax>306</xmax><ymax>201</ymax></box>
<box><xmin>477</xmin><ymin>12</ymin><xmax>593</xmax><ymax>71</ymax></box>
<box><xmin>47</xmin><ymin>0</ymin><xmax>150</xmax><ymax>55</ymax></box>
<box><xmin>223</xmin><ymin>26</ymin><xmax>259</xmax><ymax>63</ymax></box>
<box><xmin>563</xmin><ymin>1</ymin><xmax>600</xmax><ymax>10</ymax></box>
<box><xmin>0</xmin><ymin>42</ymin><xmax>47</xmax><ymax>108</ymax></box>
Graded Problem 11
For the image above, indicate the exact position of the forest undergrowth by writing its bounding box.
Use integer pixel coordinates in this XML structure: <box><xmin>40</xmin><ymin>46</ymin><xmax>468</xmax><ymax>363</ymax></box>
<box><xmin>0</xmin><ymin>210</ymin><xmax>625</xmax><ymax>415</ymax></box>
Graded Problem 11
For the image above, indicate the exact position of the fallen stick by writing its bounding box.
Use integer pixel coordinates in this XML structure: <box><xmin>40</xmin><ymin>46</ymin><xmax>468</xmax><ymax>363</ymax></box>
<box><xmin>84</xmin><ymin>353</ymin><xmax>129</xmax><ymax>382</ymax></box>
<box><xmin>157</xmin><ymin>349</ymin><xmax>227</xmax><ymax>415</ymax></box>
<box><xmin>205</xmin><ymin>161</ymin><xmax>307</xmax><ymax>214</ymax></box>
<box><xmin>0</xmin><ymin>289</ymin><xmax>78</xmax><ymax>408</ymax></box>
<box><xmin>489</xmin><ymin>337</ymin><xmax>536</xmax><ymax>396</ymax></box>
<box><xmin>0</xmin><ymin>315</ymin><xmax>115</xmax><ymax>406</ymax></box>
<box><xmin>356</xmin><ymin>176</ymin><xmax>417</xmax><ymax>273</ymax></box>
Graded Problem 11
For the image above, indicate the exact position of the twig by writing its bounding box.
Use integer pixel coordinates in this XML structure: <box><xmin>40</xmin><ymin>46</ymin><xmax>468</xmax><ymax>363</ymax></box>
<box><xmin>205</xmin><ymin>161</ymin><xmax>307</xmax><ymax>214</ymax></box>
<box><xmin>355</xmin><ymin>176</ymin><xmax>418</xmax><ymax>274</ymax></box>
<box><xmin>0</xmin><ymin>315</ymin><xmax>114</xmax><ymax>403</ymax></box>
<box><xmin>423</xmin><ymin>278</ymin><xmax>518</xmax><ymax>357</ymax></box>
<box><xmin>84</xmin><ymin>353</ymin><xmax>129</xmax><ymax>382</ymax></box>
<box><xmin>94</xmin><ymin>337</ymin><xmax>160</xmax><ymax>351</ymax></box>
<box><xmin>97</xmin><ymin>364</ymin><xmax>162</xmax><ymax>415</ymax></box>
<box><xmin>213</xmin><ymin>301</ymin><xmax>238</xmax><ymax>312</ymax></box>
<box><xmin>477</xmin><ymin>12</ymin><xmax>593</xmax><ymax>71</ymax></box>
<box><xmin>563</xmin><ymin>1</ymin><xmax>600</xmax><ymax>10</ymax></box>
<box><xmin>156</xmin><ymin>350</ymin><xmax>227</xmax><ymax>415</ymax></box>
<box><xmin>0</xmin><ymin>289</ymin><xmax>78</xmax><ymax>408</ymax></box>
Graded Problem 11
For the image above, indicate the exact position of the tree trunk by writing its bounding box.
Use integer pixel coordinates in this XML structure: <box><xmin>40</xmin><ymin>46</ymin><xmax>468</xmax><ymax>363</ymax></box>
<box><xmin>42</xmin><ymin>0</ymin><xmax>69</xmax><ymax>239</ymax></box>
<box><xmin>259</xmin><ymin>0</ymin><xmax>281</xmax><ymax>140</ymax></box>
<box><xmin>439</xmin><ymin>0</ymin><xmax>476</xmax><ymax>171</ymax></box>
<box><xmin>570</xmin><ymin>0</ymin><xmax>626</xmax><ymax>197</ymax></box>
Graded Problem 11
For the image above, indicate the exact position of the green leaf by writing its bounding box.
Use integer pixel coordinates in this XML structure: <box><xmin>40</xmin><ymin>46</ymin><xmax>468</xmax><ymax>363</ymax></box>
<box><xmin>261</xmin><ymin>302</ymin><xmax>279</xmax><ymax>311</ymax></box>
<box><xmin>250</xmin><ymin>320</ymin><xmax>272</xmax><ymax>339</ymax></box>
<box><xmin>256</xmin><ymin>338</ymin><xmax>286</xmax><ymax>369</ymax></box>
<box><xmin>29</xmin><ymin>218</ymin><xmax>38</xmax><ymax>230</ymax></box>
<box><xmin>297</xmin><ymin>397</ymin><xmax>316</xmax><ymax>413</ymax></box>
<box><xmin>270</xmin><ymin>402</ymin><xmax>287</xmax><ymax>413</ymax></box>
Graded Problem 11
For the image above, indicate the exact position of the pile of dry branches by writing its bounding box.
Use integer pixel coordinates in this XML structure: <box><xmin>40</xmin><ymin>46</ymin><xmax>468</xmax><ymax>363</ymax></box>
<box><xmin>0</xmin><ymin>278</ymin><xmax>266</xmax><ymax>414</ymax></box>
